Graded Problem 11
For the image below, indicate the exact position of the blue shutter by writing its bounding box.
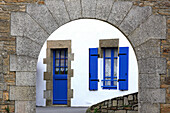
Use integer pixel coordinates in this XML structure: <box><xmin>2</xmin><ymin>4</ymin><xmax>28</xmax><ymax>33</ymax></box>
<box><xmin>119</xmin><ymin>47</ymin><xmax>129</xmax><ymax>90</ymax></box>
<box><xmin>89</xmin><ymin>48</ymin><xmax>98</xmax><ymax>91</ymax></box>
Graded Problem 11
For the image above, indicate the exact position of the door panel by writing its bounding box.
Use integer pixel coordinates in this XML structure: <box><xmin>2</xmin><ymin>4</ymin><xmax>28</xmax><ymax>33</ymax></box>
<box><xmin>53</xmin><ymin>49</ymin><xmax>68</xmax><ymax>104</ymax></box>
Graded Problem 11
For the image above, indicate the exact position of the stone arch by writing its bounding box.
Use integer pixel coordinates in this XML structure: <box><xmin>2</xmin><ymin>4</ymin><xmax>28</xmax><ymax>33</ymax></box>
<box><xmin>9</xmin><ymin>0</ymin><xmax>166</xmax><ymax>112</ymax></box>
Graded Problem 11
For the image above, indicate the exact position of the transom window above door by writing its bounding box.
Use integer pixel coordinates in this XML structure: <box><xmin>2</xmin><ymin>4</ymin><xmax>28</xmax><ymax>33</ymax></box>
<box><xmin>54</xmin><ymin>49</ymin><xmax>68</xmax><ymax>75</ymax></box>
<box><xmin>102</xmin><ymin>48</ymin><xmax>118</xmax><ymax>89</ymax></box>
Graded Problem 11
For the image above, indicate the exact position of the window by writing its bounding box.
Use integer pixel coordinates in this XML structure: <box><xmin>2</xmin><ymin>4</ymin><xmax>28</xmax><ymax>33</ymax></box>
<box><xmin>102</xmin><ymin>48</ymin><xmax>118</xmax><ymax>89</ymax></box>
<box><xmin>54</xmin><ymin>49</ymin><xmax>68</xmax><ymax>75</ymax></box>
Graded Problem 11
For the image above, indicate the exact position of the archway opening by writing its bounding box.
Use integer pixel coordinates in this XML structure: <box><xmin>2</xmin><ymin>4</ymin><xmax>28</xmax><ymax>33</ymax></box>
<box><xmin>36</xmin><ymin>19</ymin><xmax>138</xmax><ymax>109</ymax></box>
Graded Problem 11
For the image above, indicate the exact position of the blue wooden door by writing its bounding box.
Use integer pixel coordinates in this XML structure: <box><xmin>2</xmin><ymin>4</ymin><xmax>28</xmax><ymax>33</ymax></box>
<box><xmin>119</xmin><ymin>47</ymin><xmax>129</xmax><ymax>90</ymax></box>
<box><xmin>89</xmin><ymin>48</ymin><xmax>98</xmax><ymax>90</ymax></box>
<box><xmin>53</xmin><ymin>49</ymin><xmax>68</xmax><ymax>104</ymax></box>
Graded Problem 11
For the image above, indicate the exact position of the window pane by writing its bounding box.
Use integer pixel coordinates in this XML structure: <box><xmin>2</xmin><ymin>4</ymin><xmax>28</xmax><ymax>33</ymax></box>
<box><xmin>105</xmin><ymin>59</ymin><xmax>111</xmax><ymax>77</ymax></box>
<box><xmin>105</xmin><ymin>49</ymin><xmax>111</xmax><ymax>57</ymax></box>
<box><xmin>114</xmin><ymin>78</ymin><xmax>117</xmax><ymax>86</ymax></box>
<box><xmin>61</xmin><ymin>59</ymin><xmax>64</xmax><ymax>66</ymax></box>
<box><xmin>55</xmin><ymin>68</ymin><xmax>59</xmax><ymax>74</ymax></box>
<box><xmin>61</xmin><ymin>50</ymin><xmax>65</xmax><ymax>58</ymax></box>
<box><xmin>55</xmin><ymin>60</ymin><xmax>59</xmax><ymax>66</ymax></box>
<box><xmin>105</xmin><ymin>78</ymin><xmax>111</xmax><ymax>86</ymax></box>
<box><xmin>56</xmin><ymin>50</ymin><xmax>60</xmax><ymax>58</ymax></box>
<box><xmin>114</xmin><ymin>59</ymin><xmax>117</xmax><ymax>77</ymax></box>
<box><xmin>65</xmin><ymin>68</ymin><xmax>68</xmax><ymax>74</ymax></box>
<box><xmin>65</xmin><ymin>59</ymin><xmax>68</xmax><ymax>66</ymax></box>
<box><xmin>114</xmin><ymin>49</ymin><xmax>118</xmax><ymax>57</ymax></box>
<box><xmin>60</xmin><ymin>68</ymin><xmax>64</xmax><ymax>74</ymax></box>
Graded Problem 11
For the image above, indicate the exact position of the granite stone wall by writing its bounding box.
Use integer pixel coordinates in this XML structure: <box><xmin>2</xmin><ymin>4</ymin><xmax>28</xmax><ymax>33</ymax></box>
<box><xmin>86</xmin><ymin>93</ymin><xmax>138</xmax><ymax>113</ymax></box>
<box><xmin>0</xmin><ymin>0</ymin><xmax>169</xmax><ymax>113</ymax></box>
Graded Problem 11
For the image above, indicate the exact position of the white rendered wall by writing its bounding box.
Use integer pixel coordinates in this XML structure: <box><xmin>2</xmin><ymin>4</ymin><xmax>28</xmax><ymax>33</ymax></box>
<box><xmin>36</xmin><ymin>19</ymin><xmax>138</xmax><ymax>107</ymax></box>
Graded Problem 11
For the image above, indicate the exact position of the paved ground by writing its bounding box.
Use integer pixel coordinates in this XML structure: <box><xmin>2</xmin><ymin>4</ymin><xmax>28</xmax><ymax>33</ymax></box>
<box><xmin>36</xmin><ymin>107</ymin><xmax>88</xmax><ymax>113</ymax></box>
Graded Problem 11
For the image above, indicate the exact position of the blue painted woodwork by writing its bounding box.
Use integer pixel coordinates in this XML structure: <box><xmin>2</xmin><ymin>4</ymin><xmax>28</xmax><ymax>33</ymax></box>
<box><xmin>119</xmin><ymin>47</ymin><xmax>129</xmax><ymax>90</ymax></box>
<box><xmin>102</xmin><ymin>48</ymin><xmax>118</xmax><ymax>89</ymax></box>
<box><xmin>53</xmin><ymin>49</ymin><xmax>68</xmax><ymax>104</ymax></box>
<box><xmin>89</xmin><ymin>48</ymin><xmax>98</xmax><ymax>91</ymax></box>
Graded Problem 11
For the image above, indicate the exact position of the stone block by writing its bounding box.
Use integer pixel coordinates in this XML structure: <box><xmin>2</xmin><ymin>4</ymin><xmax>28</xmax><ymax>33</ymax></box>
<box><xmin>108</xmin><ymin>1</ymin><xmax>133</xmax><ymax>26</ymax></box>
<box><xmin>68</xmin><ymin>53</ymin><xmax>74</xmax><ymax>61</ymax></box>
<box><xmin>68</xmin><ymin>69</ymin><xmax>74</xmax><ymax>77</ymax></box>
<box><xmin>112</xmin><ymin>100</ymin><xmax>117</xmax><ymax>106</ymax></box>
<box><xmin>27</xmin><ymin>4</ymin><xmax>59</xmax><ymax>34</ymax></box>
<box><xmin>127</xmin><ymin>111</ymin><xmax>138</xmax><ymax>113</ymax></box>
<box><xmin>99</xmin><ymin>39</ymin><xmax>119</xmax><ymax>48</ymax></box>
<box><xmin>0</xmin><ymin>73</ymin><xmax>4</xmax><ymax>82</ymax></box>
<box><xmin>118</xmin><ymin>100</ymin><xmax>123</xmax><ymax>106</ymax></box>
<box><xmin>15</xmin><ymin>101</ymin><xmax>36</xmax><ymax>113</ymax></box>
<box><xmin>139</xmin><ymin>73</ymin><xmax>160</xmax><ymax>89</ymax></box>
<box><xmin>139</xmin><ymin>89</ymin><xmax>166</xmax><ymax>103</ymax></box>
<box><xmin>64</xmin><ymin>0</ymin><xmax>81</xmax><ymax>20</ymax></box>
<box><xmin>120</xmin><ymin>6</ymin><xmax>152</xmax><ymax>36</ymax></box>
<box><xmin>44</xmin><ymin>90</ymin><xmax>51</xmax><ymax>100</ymax></box>
<box><xmin>16</xmin><ymin>37</ymin><xmax>42</xmax><ymax>58</ymax></box>
<box><xmin>124</xmin><ymin>97</ymin><xmax>129</xmax><ymax>105</ymax></box>
<box><xmin>16</xmin><ymin>72</ymin><xmax>36</xmax><ymax>86</ymax></box>
<box><xmin>11</xmin><ymin>12</ymin><xmax>49</xmax><ymax>45</ymax></box>
<box><xmin>45</xmin><ymin>0</ymin><xmax>70</xmax><ymax>26</ymax></box>
<box><xmin>46</xmin><ymin>81</ymin><xmax>52</xmax><ymax>90</ymax></box>
<box><xmin>43</xmin><ymin>58</ymin><xmax>47</xmax><ymax>64</ymax></box>
<box><xmin>128</xmin><ymin>95</ymin><xmax>133</xmax><ymax>101</ymax></box>
<box><xmin>0</xmin><ymin>83</ymin><xmax>6</xmax><ymax>90</ymax></box>
<box><xmin>135</xmin><ymin>39</ymin><xmax>160</xmax><ymax>60</ymax></box>
<box><xmin>129</xmin><ymin>15</ymin><xmax>166</xmax><ymax>47</ymax></box>
<box><xmin>139</xmin><ymin>102</ymin><xmax>160</xmax><ymax>113</ymax></box>
<box><xmin>138</xmin><ymin>58</ymin><xmax>166</xmax><ymax>74</ymax></box>
<box><xmin>82</xmin><ymin>0</ymin><xmax>96</xmax><ymax>18</ymax></box>
<box><xmin>108</xmin><ymin>110</ymin><xmax>114</xmax><ymax>113</ymax></box>
<box><xmin>161</xmin><ymin>104</ymin><xmax>170</xmax><ymax>113</ymax></box>
<box><xmin>115</xmin><ymin>110</ymin><xmax>126</xmax><ymax>113</ymax></box>
<box><xmin>0</xmin><ymin>91</ymin><xmax>2</xmax><ymax>98</ymax></box>
<box><xmin>10</xmin><ymin>86</ymin><xmax>36</xmax><ymax>101</ymax></box>
<box><xmin>10</xmin><ymin>55</ymin><xmax>37</xmax><ymax>72</ymax></box>
<box><xmin>69</xmin><ymin>89</ymin><xmax>73</xmax><ymax>98</ymax></box>
<box><xmin>44</xmin><ymin>72</ymin><xmax>50</xmax><ymax>80</ymax></box>
<box><xmin>96</xmin><ymin>0</ymin><xmax>114</xmax><ymax>20</ymax></box>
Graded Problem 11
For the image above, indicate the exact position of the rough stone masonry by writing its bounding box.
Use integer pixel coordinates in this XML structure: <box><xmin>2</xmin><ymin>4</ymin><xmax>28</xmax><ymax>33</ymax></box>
<box><xmin>0</xmin><ymin>0</ymin><xmax>169</xmax><ymax>113</ymax></box>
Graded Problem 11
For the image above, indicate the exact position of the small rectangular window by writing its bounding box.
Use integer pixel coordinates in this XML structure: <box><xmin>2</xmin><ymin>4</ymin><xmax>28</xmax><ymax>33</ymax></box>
<box><xmin>102</xmin><ymin>48</ymin><xmax>118</xmax><ymax>89</ymax></box>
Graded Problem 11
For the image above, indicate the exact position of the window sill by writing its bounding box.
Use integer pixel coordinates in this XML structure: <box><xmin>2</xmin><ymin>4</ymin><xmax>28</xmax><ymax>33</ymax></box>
<box><xmin>101</xmin><ymin>86</ymin><xmax>117</xmax><ymax>89</ymax></box>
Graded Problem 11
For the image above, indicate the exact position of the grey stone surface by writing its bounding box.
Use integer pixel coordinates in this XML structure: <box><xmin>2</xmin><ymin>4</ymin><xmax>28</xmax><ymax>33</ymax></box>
<box><xmin>129</xmin><ymin>15</ymin><xmax>166</xmax><ymax>47</ymax></box>
<box><xmin>139</xmin><ymin>102</ymin><xmax>160</xmax><ymax>113</ymax></box>
<box><xmin>118</xmin><ymin>100</ymin><xmax>123</xmax><ymax>106</ymax></box>
<box><xmin>127</xmin><ymin>111</ymin><xmax>138</xmax><ymax>113</ymax></box>
<box><xmin>139</xmin><ymin>89</ymin><xmax>166</xmax><ymax>103</ymax></box>
<box><xmin>108</xmin><ymin>1</ymin><xmax>133</xmax><ymax>26</ymax></box>
<box><xmin>82</xmin><ymin>0</ymin><xmax>96</xmax><ymax>18</ymax></box>
<box><xmin>0</xmin><ymin>73</ymin><xmax>3</xmax><ymax>82</ymax></box>
<box><xmin>10</xmin><ymin>86</ymin><xmax>36</xmax><ymax>101</ymax></box>
<box><xmin>16</xmin><ymin>72</ymin><xmax>36</xmax><ymax>86</ymax></box>
<box><xmin>139</xmin><ymin>73</ymin><xmax>160</xmax><ymax>88</ymax></box>
<box><xmin>16</xmin><ymin>37</ymin><xmax>42</xmax><ymax>58</ymax></box>
<box><xmin>0</xmin><ymin>91</ymin><xmax>2</xmax><ymax>99</ymax></box>
<box><xmin>10</xmin><ymin>55</ymin><xmax>37</xmax><ymax>72</ymax></box>
<box><xmin>27</xmin><ymin>4</ymin><xmax>59</xmax><ymax>34</ymax></box>
<box><xmin>119</xmin><ymin>6</ymin><xmax>152</xmax><ymax>36</ymax></box>
<box><xmin>44</xmin><ymin>90</ymin><xmax>51</xmax><ymax>100</ymax></box>
<box><xmin>0</xmin><ymin>83</ymin><xmax>6</xmax><ymax>90</ymax></box>
<box><xmin>124</xmin><ymin>97</ymin><xmax>128</xmax><ymax>105</ymax></box>
<box><xmin>115</xmin><ymin>110</ymin><xmax>126</xmax><ymax>113</ymax></box>
<box><xmin>108</xmin><ymin>110</ymin><xmax>114</xmax><ymax>113</ymax></box>
<box><xmin>64</xmin><ymin>0</ymin><xmax>81</xmax><ymax>20</ymax></box>
<box><xmin>45</xmin><ymin>0</ymin><xmax>70</xmax><ymax>26</ymax></box>
<box><xmin>135</xmin><ymin>39</ymin><xmax>160</xmax><ymax>60</ymax></box>
<box><xmin>138</xmin><ymin>58</ymin><xmax>166</xmax><ymax>74</ymax></box>
<box><xmin>112</xmin><ymin>100</ymin><xmax>117</xmax><ymax>106</ymax></box>
<box><xmin>96</xmin><ymin>0</ymin><xmax>115</xmax><ymax>20</ymax></box>
<box><xmin>11</xmin><ymin>12</ymin><xmax>49</xmax><ymax>45</ymax></box>
<box><xmin>15</xmin><ymin>101</ymin><xmax>36</xmax><ymax>113</ymax></box>
<box><xmin>128</xmin><ymin>95</ymin><xmax>133</xmax><ymax>101</ymax></box>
